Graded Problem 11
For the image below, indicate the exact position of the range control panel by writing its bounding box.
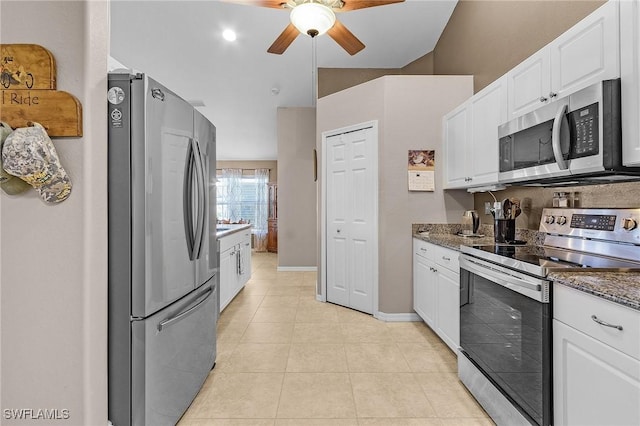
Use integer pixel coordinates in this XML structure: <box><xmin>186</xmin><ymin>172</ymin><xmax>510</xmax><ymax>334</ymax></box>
<box><xmin>540</xmin><ymin>208</ymin><xmax>640</xmax><ymax>244</ymax></box>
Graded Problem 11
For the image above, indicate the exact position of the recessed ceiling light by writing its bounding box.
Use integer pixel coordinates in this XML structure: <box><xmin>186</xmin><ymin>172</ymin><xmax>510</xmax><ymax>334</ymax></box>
<box><xmin>222</xmin><ymin>29</ymin><xmax>237</xmax><ymax>42</ymax></box>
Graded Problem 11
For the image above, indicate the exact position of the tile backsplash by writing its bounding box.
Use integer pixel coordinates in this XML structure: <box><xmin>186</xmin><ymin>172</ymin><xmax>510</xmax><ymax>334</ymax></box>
<box><xmin>473</xmin><ymin>181</ymin><xmax>640</xmax><ymax>230</ymax></box>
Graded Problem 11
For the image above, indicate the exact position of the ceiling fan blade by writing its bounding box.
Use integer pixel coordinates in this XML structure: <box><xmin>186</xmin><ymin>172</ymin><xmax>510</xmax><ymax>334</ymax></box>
<box><xmin>268</xmin><ymin>23</ymin><xmax>300</xmax><ymax>54</ymax></box>
<box><xmin>221</xmin><ymin>0</ymin><xmax>287</xmax><ymax>9</ymax></box>
<box><xmin>338</xmin><ymin>0</ymin><xmax>405</xmax><ymax>12</ymax></box>
<box><xmin>327</xmin><ymin>20</ymin><xmax>365</xmax><ymax>55</ymax></box>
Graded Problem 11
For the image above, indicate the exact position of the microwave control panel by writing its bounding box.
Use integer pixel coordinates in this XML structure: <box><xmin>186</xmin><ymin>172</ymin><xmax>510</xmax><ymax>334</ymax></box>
<box><xmin>568</xmin><ymin>102</ymin><xmax>599</xmax><ymax>157</ymax></box>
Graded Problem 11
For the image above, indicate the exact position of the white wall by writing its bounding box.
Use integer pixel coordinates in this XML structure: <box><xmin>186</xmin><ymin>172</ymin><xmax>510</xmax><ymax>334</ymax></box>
<box><xmin>277</xmin><ymin>107</ymin><xmax>317</xmax><ymax>269</ymax></box>
<box><xmin>0</xmin><ymin>2</ymin><xmax>109</xmax><ymax>425</ymax></box>
<box><xmin>317</xmin><ymin>76</ymin><xmax>473</xmax><ymax>314</ymax></box>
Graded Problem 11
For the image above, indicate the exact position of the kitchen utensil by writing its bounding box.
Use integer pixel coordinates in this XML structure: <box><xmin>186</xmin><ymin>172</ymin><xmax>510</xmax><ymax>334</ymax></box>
<box><xmin>509</xmin><ymin>198</ymin><xmax>521</xmax><ymax>219</ymax></box>
<box><xmin>502</xmin><ymin>198</ymin><xmax>512</xmax><ymax>221</ymax></box>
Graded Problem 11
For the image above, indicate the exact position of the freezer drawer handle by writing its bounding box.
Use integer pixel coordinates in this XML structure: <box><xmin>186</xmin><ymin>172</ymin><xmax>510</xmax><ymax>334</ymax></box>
<box><xmin>157</xmin><ymin>287</ymin><xmax>213</xmax><ymax>332</ymax></box>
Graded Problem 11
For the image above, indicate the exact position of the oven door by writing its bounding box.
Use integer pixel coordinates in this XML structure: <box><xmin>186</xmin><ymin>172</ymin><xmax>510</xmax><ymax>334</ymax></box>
<box><xmin>459</xmin><ymin>255</ymin><xmax>552</xmax><ymax>426</ymax></box>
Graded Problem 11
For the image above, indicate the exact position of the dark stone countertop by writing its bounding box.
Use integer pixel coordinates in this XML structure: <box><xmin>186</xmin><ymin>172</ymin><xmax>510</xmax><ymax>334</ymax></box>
<box><xmin>549</xmin><ymin>271</ymin><xmax>640</xmax><ymax>312</ymax></box>
<box><xmin>412</xmin><ymin>223</ymin><xmax>640</xmax><ymax>311</ymax></box>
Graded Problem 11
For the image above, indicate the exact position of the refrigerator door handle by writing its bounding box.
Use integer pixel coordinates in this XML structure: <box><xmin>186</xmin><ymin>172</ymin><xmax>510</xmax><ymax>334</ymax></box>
<box><xmin>157</xmin><ymin>286</ymin><xmax>213</xmax><ymax>332</ymax></box>
<box><xmin>183</xmin><ymin>139</ymin><xmax>196</xmax><ymax>260</ymax></box>
<box><xmin>191</xmin><ymin>139</ymin><xmax>206</xmax><ymax>260</ymax></box>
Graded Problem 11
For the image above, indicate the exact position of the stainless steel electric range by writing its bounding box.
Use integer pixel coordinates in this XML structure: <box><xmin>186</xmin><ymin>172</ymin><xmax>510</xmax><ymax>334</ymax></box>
<box><xmin>458</xmin><ymin>208</ymin><xmax>640</xmax><ymax>426</ymax></box>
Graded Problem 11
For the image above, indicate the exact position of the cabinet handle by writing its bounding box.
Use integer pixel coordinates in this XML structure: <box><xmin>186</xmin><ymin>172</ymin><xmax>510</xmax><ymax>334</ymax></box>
<box><xmin>539</xmin><ymin>96</ymin><xmax>548</xmax><ymax>103</ymax></box>
<box><xmin>549</xmin><ymin>92</ymin><xmax>558</xmax><ymax>99</ymax></box>
<box><xmin>420</xmin><ymin>247</ymin><xmax>427</xmax><ymax>252</ymax></box>
<box><xmin>442</xmin><ymin>256</ymin><xmax>451</xmax><ymax>261</ymax></box>
<box><xmin>591</xmin><ymin>315</ymin><xmax>623</xmax><ymax>331</ymax></box>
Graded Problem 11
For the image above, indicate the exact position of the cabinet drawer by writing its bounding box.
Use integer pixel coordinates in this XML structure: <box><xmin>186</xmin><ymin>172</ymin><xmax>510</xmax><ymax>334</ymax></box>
<box><xmin>433</xmin><ymin>245</ymin><xmax>459</xmax><ymax>273</ymax></box>
<box><xmin>413</xmin><ymin>238</ymin><xmax>435</xmax><ymax>261</ymax></box>
<box><xmin>554</xmin><ymin>284</ymin><xmax>640</xmax><ymax>360</ymax></box>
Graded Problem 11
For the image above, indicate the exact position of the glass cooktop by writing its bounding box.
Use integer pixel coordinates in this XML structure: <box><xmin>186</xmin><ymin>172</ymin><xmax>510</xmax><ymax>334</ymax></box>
<box><xmin>460</xmin><ymin>244</ymin><xmax>640</xmax><ymax>277</ymax></box>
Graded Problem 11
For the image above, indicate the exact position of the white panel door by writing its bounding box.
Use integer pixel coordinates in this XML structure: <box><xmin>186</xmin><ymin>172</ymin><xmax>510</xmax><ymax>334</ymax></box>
<box><xmin>507</xmin><ymin>49</ymin><xmax>551</xmax><ymax>120</ymax></box>
<box><xmin>469</xmin><ymin>76</ymin><xmax>506</xmax><ymax>187</ymax></box>
<box><xmin>553</xmin><ymin>320</ymin><xmax>640</xmax><ymax>426</ymax></box>
<box><xmin>326</xmin><ymin>126</ymin><xmax>376</xmax><ymax>314</ymax></box>
<box><xmin>443</xmin><ymin>103</ymin><xmax>470</xmax><ymax>188</ymax></box>
<box><xmin>550</xmin><ymin>0</ymin><xmax>619</xmax><ymax>99</ymax></box>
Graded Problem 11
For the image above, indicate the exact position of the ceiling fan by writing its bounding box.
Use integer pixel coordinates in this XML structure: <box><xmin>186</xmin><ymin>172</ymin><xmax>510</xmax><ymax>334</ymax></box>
<box><xmin>225</xmin><ymin>0</ymin><xmax>405</xmax><ymax>55</ymax></box>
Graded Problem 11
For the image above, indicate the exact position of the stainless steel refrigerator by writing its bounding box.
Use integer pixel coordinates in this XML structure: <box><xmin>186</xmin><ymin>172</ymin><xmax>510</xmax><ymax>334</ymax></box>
<box><xmin>107</xmin><ymin>72</ymin><xmax>219</xmax><ymax>426</ymax></box>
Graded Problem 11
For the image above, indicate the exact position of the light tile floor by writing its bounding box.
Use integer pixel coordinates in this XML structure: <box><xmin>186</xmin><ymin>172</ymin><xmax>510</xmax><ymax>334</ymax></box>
<box><xmin>179</xmin><ymin>252</ymin><xmax>495</xmax><ymax>426</ymax></box>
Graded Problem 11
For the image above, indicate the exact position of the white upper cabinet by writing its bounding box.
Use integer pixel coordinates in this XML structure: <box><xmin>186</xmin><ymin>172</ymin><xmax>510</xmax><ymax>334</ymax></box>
<box><xmin>507</xmin><ymin>49</ymin><xmax>552</xmax><ymax>119</ymax></box>
<box><xmin>469</xmin><ymin>77</ymin><xmax>507</xmax><ymax>186</ymax></box>
<box><xmin>507</xmin><ymin>0</ymin><xmax>620</xmax><ymax>120</ymax></box>
<box><xmin>443</xmin><ymin>102</ymin><xmax>470</xmax><ymax>189</ymax></box>
<box><xmin>444</xmin><ymin>77</ymin><xmax>506</xmax><ymax>189</ymax></box>
<box><xmin>621</xmin><ymin>0</ymin><xmax>640</xmax><ymax>166</ymax></box>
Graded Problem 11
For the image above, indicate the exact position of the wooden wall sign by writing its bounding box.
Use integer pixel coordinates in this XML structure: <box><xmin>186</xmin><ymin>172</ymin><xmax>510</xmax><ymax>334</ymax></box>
<box><xmin>0</xmin><ymin>44</ymin><xmax>82</xmax><ymax>137</ymax></box>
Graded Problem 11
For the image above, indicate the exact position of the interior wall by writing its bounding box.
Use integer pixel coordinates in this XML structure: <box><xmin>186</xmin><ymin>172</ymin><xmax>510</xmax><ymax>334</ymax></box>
<box><xmin>0</xmin><ymin>1</ymin><xmax>108</xmax><ymax>425</ymax></box>
<box><xmin>216</xmin><ymin>160</ymin><xmax>278</xmax><ymax>183</ymax></box>
<box><xmin>277</xmin><ymin>107</ymin><xmax>317</xmax><ymax>269</ymax></box>
<box><xmin>317</xmin><ymin>76</ymin><xmax>474</xmax><ymax>314</ymax></box>
<box><xmin>433</xmin><ymin>0</ymin><xmax>606</xmax><ymax>92</ymax></box>
<box><xmin>317</xmin><ymin>52</ymin><xmax>434</xmax><ymax>98</ymax></box>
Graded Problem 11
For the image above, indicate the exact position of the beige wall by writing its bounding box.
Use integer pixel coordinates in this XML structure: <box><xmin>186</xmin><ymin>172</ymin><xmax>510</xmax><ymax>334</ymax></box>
<box><xmin>217</xmin><ymin>160</ymin><xmax>278</xmax><ymax>183</ymax></box>
<box><xmin>277</xmin><ymin>107</ymin><xmax>317</xmax><ymax>268</ymax></box>
<box><xmin>318</xmin><ymin>1</ymin><xmax>603</xmax><ymax>97</ymax></box>
<box><xmin>0</xmin><ymin>1</ymin><xmax>108</xmax><ymax>425</ymax></box>
<box><xmin>317</xmin><ymin>76</ymin><xmax>474</xmax><ymax>314</ymax></box>
<box><xmin>433</xmin><ymin>0</ymin><xmax>606</xmax><ymax>93</ymax></box>
<box><xmin>317</xmin><ymin>53</ymin><xmax>434</xmax><ymax>98</ymax></box>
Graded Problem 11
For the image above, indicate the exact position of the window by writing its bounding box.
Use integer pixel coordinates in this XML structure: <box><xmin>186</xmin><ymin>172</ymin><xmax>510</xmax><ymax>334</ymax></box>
<box><xmin>216</xmin><ymin>169</ymin><xmax>267</xmax><ymax>226</ymax></box>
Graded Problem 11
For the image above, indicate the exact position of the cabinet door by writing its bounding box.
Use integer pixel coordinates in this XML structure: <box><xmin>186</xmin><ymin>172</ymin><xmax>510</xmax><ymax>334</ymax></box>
<box><xmin>413</xmin><ymin>253</ymin><xmax>431</xmax><ymax>323</ymax></box>
<box><xmin>550</xmin><ymin>0</ymin><xmax>619</xmax><ymax>99</ymax></box>
<box><xmin>553</xmin><ymin>320</ymin><xmax>640</xmax><ymax>426</ymax></box>
<box><xmin>443</xmin><ymin>103</ymin><xmax>470</xmax><ymax>189</ymax></box>
<box><xmin>468</xmin><ymin>77</ymin><xmax>506</xmax><ymax>187</ymax></box>
<box><xmin>219</xmin><ymin>247</ymin><xmax>234</xmax><ymax>312</ymax></box>
<box><xmin>507</xmin><ymin>48</ymin><xmax>551</xmax><ymax>120</ymax></box>
<box><xmin>622</xmin><ymin>0</ymin><xmax>640</xmax><ymax>166</ymax></box>
<box><xmin>238</xmin><ymin>233</ymin><xmax>252</xmax><ymax>288</ymax></box>
<box><xmin>435</xmin><ymin>267</ymin><xmax>460</xmax><ymax>353</ymax></box>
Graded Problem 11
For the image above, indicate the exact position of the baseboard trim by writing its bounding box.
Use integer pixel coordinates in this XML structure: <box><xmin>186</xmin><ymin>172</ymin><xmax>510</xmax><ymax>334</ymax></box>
<box><xmin>276</xmin><ymin>266</ymin><xmax>318</xmax><ymax>272</ymax></box>
<box><xmin>375</xmin><ymin>311</ymin><xmax>422</xmax><ymax>322</ymax></box>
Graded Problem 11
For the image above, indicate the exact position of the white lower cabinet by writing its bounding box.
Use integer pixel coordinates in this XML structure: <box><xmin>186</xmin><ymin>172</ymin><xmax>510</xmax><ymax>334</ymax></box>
<box><xmin>412</xmin><ymin>238</ymin><xmax>460</xmax><ymax>352</ymax></box>
<box><xmin>219</xmin><ymin>229</ymin><xmax>252</xmax><ymax>312</ymax></box>
<box><xmin>553</xmin><ymin>285</ymin><xmax>640</xmax><ymax>426</ymax></box>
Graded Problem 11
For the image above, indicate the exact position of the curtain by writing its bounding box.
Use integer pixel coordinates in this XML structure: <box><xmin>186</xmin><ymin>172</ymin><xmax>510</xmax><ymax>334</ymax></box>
<box><xmin>221</xmin><ymin>168</ymin><xmax>242</xmax><ymax>223</ymax></box>
<box><xmin>253</xmin><ymin>168</ymin><xmax>269</xmax><ymax>252</ymax></box>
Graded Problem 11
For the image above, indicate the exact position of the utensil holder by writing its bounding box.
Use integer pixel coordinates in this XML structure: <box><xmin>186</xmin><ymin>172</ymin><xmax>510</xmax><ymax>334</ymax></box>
<box><xmin>494</xmin><ymin>219</ymin><xmax>515</xmax><ymax>243</ymax></box>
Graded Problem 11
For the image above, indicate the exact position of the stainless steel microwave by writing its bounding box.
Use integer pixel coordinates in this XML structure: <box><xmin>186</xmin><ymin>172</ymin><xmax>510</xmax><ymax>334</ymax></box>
<box><xmin>498</xmin><ymin>79</ymin><xmax>640</xmax><ymax>186</ymax></box>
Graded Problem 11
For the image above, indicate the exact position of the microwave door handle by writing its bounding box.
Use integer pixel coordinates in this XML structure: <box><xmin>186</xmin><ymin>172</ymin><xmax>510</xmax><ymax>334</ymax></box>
<box><xmin>552</xmin><ymin>103</ymin><xmax>569</xmax><ymax>170</ymax></box>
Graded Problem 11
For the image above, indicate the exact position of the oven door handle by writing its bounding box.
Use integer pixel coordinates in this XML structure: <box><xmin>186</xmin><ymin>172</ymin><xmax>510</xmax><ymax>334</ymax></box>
<box><xmin>460</xmin><ymin>256</ymin><xmax>548</xmax><ymax>298</ymax></box>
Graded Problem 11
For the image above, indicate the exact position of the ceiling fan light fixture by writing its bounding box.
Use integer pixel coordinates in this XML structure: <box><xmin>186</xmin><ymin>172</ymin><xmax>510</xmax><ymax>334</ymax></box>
<box><xmin>290</xmin><ymin>2</ymin><xmax>336</xmax><ymax>37</ymax></box>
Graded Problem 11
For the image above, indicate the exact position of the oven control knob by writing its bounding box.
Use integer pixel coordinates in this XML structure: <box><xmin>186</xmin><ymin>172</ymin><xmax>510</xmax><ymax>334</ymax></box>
<box><xmin>556</xmin><ymin>216</ymin><xmax>567</xmax><ymax>226</ymax></box>
<box><xmin>622</xmin><ymin>217</ymin><xmax>637</xmax><ymax>231</ymax></box>
<box><xmin>544</xmin><ymin>215</ymin><xmax>555</xmax><ymax>224</ymax></box>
